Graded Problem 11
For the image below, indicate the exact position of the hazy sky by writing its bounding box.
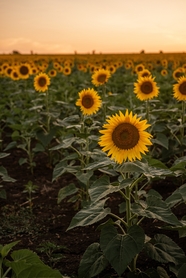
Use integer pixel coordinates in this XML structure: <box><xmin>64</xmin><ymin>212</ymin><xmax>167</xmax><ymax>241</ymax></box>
<box><xmin>0</xmin><ymin>0</ymin><xmax>186</xmax><ymax>54</ymax></box>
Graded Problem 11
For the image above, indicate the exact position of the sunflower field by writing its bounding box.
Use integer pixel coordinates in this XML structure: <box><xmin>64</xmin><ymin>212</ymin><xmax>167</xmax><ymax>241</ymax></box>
<box><xmin>0</xmin><ymin>52</ymin><xmax>186</xmax><ymax>278</ymax></box>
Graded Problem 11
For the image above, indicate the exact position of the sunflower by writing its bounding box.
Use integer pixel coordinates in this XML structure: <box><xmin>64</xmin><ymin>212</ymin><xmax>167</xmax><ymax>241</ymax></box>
<box><xmin>107</xmin><ymin>64</ymin><xmax>116</xmax><ymax>74</ymax></box>
<box><xmin>135</xmin><ymin>63</ymin><xmax>145</xmax><ymax>74</ymax></box>
<box><xmin>138</xmin><ymin>69</ymin><xmax>151</xmax><ymax>78</ymax></box>
<box><xmin>173</xmin><ymin>76</ymin><xmax>186</xmax><ymax>101</ymax></box>
<box><xmin>99</xmin><ymin>110</ymin><xmax>152</xmax><ymax>163</ymax></box>
<box><xmin>161</xmin><ymin>69</ymin><xmax>168</xmax><ymax>76</ymax></box>
<box><xmin>10</xmin><ymin>69</ymin><xmax>20</xmax><ymax>80</ymax></box>
<box><xmin>172</xmin><ymin>67</ymin><xmax>185</xmax><ymax>81</ymax></box>
<box><xmin>91</xmin><ymin>68</ymin><xmax>111</xmax><ymax>86</ymax></box>
<box><xmin>134</xmin><ymin>76</ymin><xmax>159</xmax><ymax>101</ymax></box>
<box><xmin>76</xmin><ymin>88</ymin><xmax>102</xmax><ymax>115</ymax></box>
<box><xmin>63</xmin><ymin>66</ymin><xmax>71</xmax><ymax>75</ymax></box>
<box><xmin>48</xmin><ymin>69</ymin><xmax>57</xmax><ymax>77</ymax></box>
<box><xmin>34</xmin><ymin>72</ymin><xmax>50</xmax><ymax>92</ymax></box>
<box><xmin>18</xmin><ymin>63</ymin><xmax>31</xmax><ymax>79</ymax></box>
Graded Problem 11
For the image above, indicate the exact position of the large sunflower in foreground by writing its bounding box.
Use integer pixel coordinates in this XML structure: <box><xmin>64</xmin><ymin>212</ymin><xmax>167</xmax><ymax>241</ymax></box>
<box><xmin>173</xmin><ymin>76</ymin><xmax>186</xmax><ymax>101</ymax></box>
<box><xmin>134</xmin><ymin>76</ymin><xmax>159</xmax><ymax>101</ymax></box>
<box><xmin>91</xmin><ymin>68</ymin><xmax>111</xmax><ymax>86</ymax></box>
<box><xmin>99</xmin><ymin>110</ymin><xmax>152</xmax><ymax>163</ymax></box>
<box><xmin>34</xmin><ymin>72</ymin><xmax>50</xmax><ymax>92</ymax></box>
<box><xmin>76</xmin><ymin>88</ymin><xmax>102</xmax><ymax>115</ymax></box>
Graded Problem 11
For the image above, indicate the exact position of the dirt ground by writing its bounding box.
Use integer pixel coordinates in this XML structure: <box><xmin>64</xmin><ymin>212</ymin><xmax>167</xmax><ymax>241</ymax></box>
<box><xmin>1</xmin><ymin>143</ymin><xmax>186</xmax><ymax>277</ymax></box>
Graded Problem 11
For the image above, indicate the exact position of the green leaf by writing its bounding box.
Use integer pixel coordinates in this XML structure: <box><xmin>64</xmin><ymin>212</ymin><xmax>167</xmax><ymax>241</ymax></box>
<box><xmin>0</xmin><ymin>152</ymin><xmax>10</xmax><ymax>159</ymax></box>
<box><xmin>170</xmin><ymin>156</ymin><xmax>186</xmax><ymax>172</ymax></box>
<box><xmin>19</xmin><ymin>157</ymin><xmax>28</xmax><ymax>166</ymax></box>
<box><xmin>165</xmin><ymin>183</ymin><xmax>186</xmax><ymax>207</ymax></box>
<box><xmin>152</xmin><ymin>133</ymin><xmax>169</xmax><ymax>150</ymax></box>
<box><xmin>0</xmin><ymin>166</ymin><xmax>16</xmax><ymax>182</ymax></box>
<box><xmin>145</xmin><ymin>234</ymin><xmax>186</xmax><ymax>265</ymax></box>
<box><xmin>3</xmin><ymin>141</ymin><xmax>17</xmax><ymax>151</ymax></box>
<box><xmin>132</xmin><ymin>192</ymin><xmax>181</xmax><ymax>226</ymax></box>
<box><xmin>114</xmin><ymin>160</ymin><xmax>172</xmax><ymax>178</ymax></box>
<box><xmin>178</xmin><ymin>263</ymin><xmax>186</xmax><ymax>278</ymax></box>
<box><xmin>67</xmin><ymin>198</ymin><xmax>110</xmax><ymax>231</ymax></box>
<box><xmin>100</xmin><ymin>225</ymin><xmax>145</xmax><ymax>276</ymax></box>
<box><xmin>49</xmin><ymin>137</ymin><xmax>77</xmax><ymax>150</ymax></box>
<box><xmin>156</xmin><ymin>266</ymin><xmax>169</xmax><ymax>278</ymax></box>
<box><xmin>84</xmin><ymin>157</ymin><xmax>113</xmax><ymax>171</ymax></box>
<box><xmin>75</xmin><ymin>170</ymin><xmax>93</xmax><ymax>185</ymax></box>
<box><xmin>52</xmin><ymin>160</ymin><xmax>80</xmax><ymax>181</ymax></box>
<box><xmin>89</xmin><ymin>176</ymin><xmax>132</xmax><ymax>203</ymax></box>
<box><xmin>7</xmin><ymin>249</ymin><xmax>62</xmax><ymax>278</ymax></box>
<box><xmin>1</xmin><ymin>240</ymin><xmax>20</xmax><ymax>258</ymax></box>
<box><xmin>32</xmin><ymin>143</ymin><xmax>45</xmax><ymax>152</ymax></box>
<box><xmin>57</xmin><ymin>183</ymin><xmax>79</xmax><ymax>204</ymax></box>
<box><xmin>36</xmin><ymin>128</ymin><xmax>56</xmax><ymax>147</ymax></box>
<box><xmin>78</xmin><ymin>242</ymin><xmax>108</xmax><ymax>278</ymax></box>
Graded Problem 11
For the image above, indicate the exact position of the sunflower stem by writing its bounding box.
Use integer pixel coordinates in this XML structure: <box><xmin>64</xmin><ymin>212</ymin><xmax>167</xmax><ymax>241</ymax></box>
<box><xmin>146</xmin><ymin>99</ymin><xmax>150</xmax><ymax>123</ymax></box>
<box><xmin>45</xmin><ymin>90</ymin><xmax>51</xmax><ymax>133</ymax></box>
<box><xmin>181</xmin><ymin>101</ymin><xmax>185</xmax><ymax>156</ymax></box>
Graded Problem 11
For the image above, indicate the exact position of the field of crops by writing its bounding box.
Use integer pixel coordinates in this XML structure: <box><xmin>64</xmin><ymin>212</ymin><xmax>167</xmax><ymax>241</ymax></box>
<box><xmin>0</xmin><ymin>52</ymin><xmax>186</xmax><ymax>278</ymax></box>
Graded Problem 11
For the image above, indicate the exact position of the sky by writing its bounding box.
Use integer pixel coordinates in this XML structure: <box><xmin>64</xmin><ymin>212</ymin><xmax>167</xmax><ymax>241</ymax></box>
<box><xmin>0</xmin><ymin>0</ymin><xmax>186</xmax><ymax>54</ymax></box>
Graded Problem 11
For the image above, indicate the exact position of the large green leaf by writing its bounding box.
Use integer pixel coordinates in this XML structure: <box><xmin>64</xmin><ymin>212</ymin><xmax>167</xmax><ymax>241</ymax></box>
<box><xmin>100</xmin><ymin>225</ymin><xmax>145</xmax><ymax>276</ymax></box>
<box><xmin>52</xmin><ymin>160</ymin><xmax>80</xmax><ymax>181</ymax></box>
<box><xmin>67</xmin><ymin>198</ymin><xmax>110</xmax><ymax>230</ymax></box>
<box><xmin>165</xmin><ymin>183</ymin><xmax>186</xmax><ymax>207</ymax></box>
<box><xmin>178</xmin><ymin>263</ymin><xmax>186</xmax><ymax>278</ymax></box>
<box><xmin>7</xmin><ymin>249</ymin><xmax>62</xmax><ymax>278</ymax></box>
<box><xmin>75</xmin><ymin>170</ymin><xmax>94</xmax><ymax>185</ymax></box>
<box><xmin>57</xmin><ymin>183</ymin><xmax>79</xmax><ymax>204</ymax></box>
<box><xmin>83</xmin><ymin>157</ymin><xmax>113</xmax><ymax>171</ymax></box>
<box><xmin>132</xmin><ymin>191</ymin><xmax>181</xmax><ymax>226</ymax></box>
<box><xmin>114</xmin><ymin>161</ymin><xmax>172</xmax><ymax>178</ymax></box>
<box><xmin>145</xmin><ymin>234</ymin><xmax>186</xmax><ymax>265</ymax></box>
<box><xmin>78</xmin><ymin>242</ymin><xmax>108</xmax><ymax>278</ymax></box>
<box><xmin>49</xmin><ymin>137</ymin><xmax>77</xmax><ymax>150</ymax></box>
<box><xmin>89</xmin><ymin>176</ymin><xmax>132</xmax><ymax>202</ymax></box>
<box><xmin>152</xmin><ymin>133</ymin><xmax>169</xmax><ymax>150</ymax></box>
<box><xmin>0</xmin><ymin>240</ymin><xmax>20</xmax><ymax>258</ymax></box>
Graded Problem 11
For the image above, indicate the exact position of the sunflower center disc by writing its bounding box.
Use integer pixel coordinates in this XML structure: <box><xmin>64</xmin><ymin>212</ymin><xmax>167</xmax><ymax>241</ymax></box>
<box><xmin>97</xmin><ymin>74</ymin><xmax>106</xmax><ymax>83</ymax></box>
<box><xmin>141</xmin><ymin>81</ymin><xmax>153</xmax><ymax>94</ymax></box>
<box><xmin>20</xmin><ymin>66</ymin><xmax>29</xmax><ymax>75</ymax></box>
<box><xmin>82</xmin><ymin>95</ymin><xmax>94</xmax><ymax>108</ymax></box>
<box><xmin>179</xmin><ymin>82</ymin><xmax>186</xmax><ymax>95</ymax></box>
<box><xmin>38</xmin><ymin>77</ymin><xmax>47</xmax><ymax>87</ymax></box>
<box><xmin>112</xmin><ymin>123</ymin><xmax>139</xmax><ymax>149</ymax></box>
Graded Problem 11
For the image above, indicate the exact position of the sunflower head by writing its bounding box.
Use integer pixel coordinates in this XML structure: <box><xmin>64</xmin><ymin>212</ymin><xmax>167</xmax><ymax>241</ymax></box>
<box><xmin>11</xmin><ymin>69</ymin><xmax>20</xmax><ymax>80</ymax></box>
<box><xmin>76</xmin><ymin>88</ymin><xmax>102</xmax><ymax>115</ymax></box>
<box><xmin>173</xmin><ymin>76</ymin><xmax>186</xmax><ymax>101</ymax></box>
<box><xmin>48</xmin><ymin>69</ymin><xmax>57</xmax><ymax>77</ymax></box>
<box><xmin>99</xmin><ymin>110</ymin><xmax>152</xmax><ymax>164</ymax></box>
<box><xmin>138</xmin><ymin>69</ymin><xmax>151</xmax><ymax>78</ymax></box>
<box><xmin>63</xmin><ymin>66</ymin><xmax>71</xmax><ymax>75</ymax></box>
<box><xmin>134</xmin><ymin>75</ymin><xmax>159</xmax><ymax>101</ymax></box>
<box><xmin>173</xmin><ymin>67</ymin><xmax>185</xmax><ymax>81</ymax></box>
<box><xmin>18</xmin><ymin>63</ymin><xmax>31</xmax><ymax>79</ymax></box>
<box><xmin>161</xmin><ymin>69</ymin><xmax>168</xmax><ymax>76</ymax></box>
<box><xmin>34</xmin><ymin>72</ymin><xmax>50</xmax><ymax>92</ymax></box>
<box><xmin>91</xmin><ymin>68</ymin><xmax>111</xmax><ymax>86</ymax></box>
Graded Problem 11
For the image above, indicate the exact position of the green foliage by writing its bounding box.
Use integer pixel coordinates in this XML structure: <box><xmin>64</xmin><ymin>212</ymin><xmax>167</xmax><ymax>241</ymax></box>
<box><xmin>0</xmin><ymin>241</ymin><xmax>63</xmax><ymax>278</ymax></box>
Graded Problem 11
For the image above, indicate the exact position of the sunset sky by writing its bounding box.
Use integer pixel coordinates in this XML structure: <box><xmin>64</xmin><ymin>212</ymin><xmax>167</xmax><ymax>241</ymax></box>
<box><xmin>0</xmin><ymin>0</ymin><xmax>186</xmax><ymax>54</ymax></box>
